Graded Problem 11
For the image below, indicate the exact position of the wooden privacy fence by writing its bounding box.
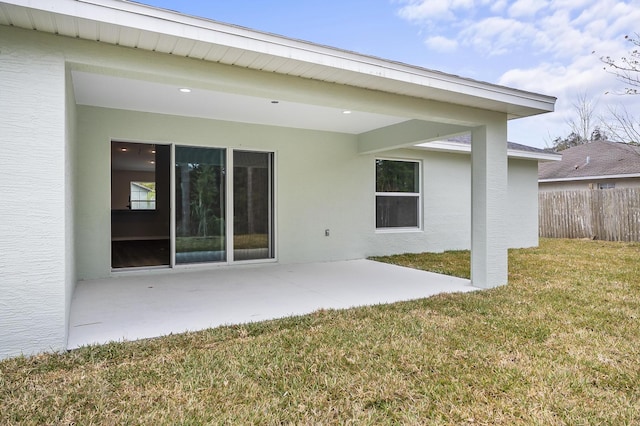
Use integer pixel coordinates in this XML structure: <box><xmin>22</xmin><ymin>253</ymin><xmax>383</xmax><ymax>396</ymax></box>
<box><xmin>539</xmin><ymin>188</ymin><xmax>640</xmax><ymax>241</ymax></box>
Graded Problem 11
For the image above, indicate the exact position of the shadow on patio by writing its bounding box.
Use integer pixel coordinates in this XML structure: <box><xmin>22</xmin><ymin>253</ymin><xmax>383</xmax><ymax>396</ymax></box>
<box><xmin>68</xmin><ymin>259</ymin><xmax>478</xmax><ymax>349</ymax></box>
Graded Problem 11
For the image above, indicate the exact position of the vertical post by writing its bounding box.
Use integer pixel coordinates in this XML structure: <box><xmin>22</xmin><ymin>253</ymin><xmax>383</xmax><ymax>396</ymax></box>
<box><xmin>0</xmin><ymin>36</ymin><xmax>67</xmax><ymax>358</ymax></box>
<box><xmin>471</xmin><ymin>122</ymin><xmax>508</xmax><ymax>288</ymax></box>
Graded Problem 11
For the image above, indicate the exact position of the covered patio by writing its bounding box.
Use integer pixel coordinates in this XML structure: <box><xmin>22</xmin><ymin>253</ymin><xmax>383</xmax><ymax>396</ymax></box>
<box><xmin>68</xmin><ymin>260</ymin><xmax>477</xmax><ymax>349</ymax></box>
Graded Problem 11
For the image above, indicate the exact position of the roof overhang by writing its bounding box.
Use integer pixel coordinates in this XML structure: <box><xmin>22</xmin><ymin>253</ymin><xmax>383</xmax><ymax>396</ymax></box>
<box><xmin>539</xmin><ymin>173</ymin><xmax>640</xmax><ymax>183</ymax></box>
<box><xmin>0</xmin><ymin>0</ymin><xmax>556</xmax><ymax>123</ymax></box>
<box><xmin>416</xmin><ymin>141</ymin><xmax>562</xmax><ymax>162</ymax></box>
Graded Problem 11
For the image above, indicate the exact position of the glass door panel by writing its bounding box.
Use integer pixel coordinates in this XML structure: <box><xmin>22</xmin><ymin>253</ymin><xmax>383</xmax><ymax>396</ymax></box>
<box><xmin>233</xmin><ymin>151</ymin><xmax>274</xmax><ymax>261</ymax></box>
<box><xmin>175</xmin><ymin>147</ymin><xmax>226</xmax><ymax>264</ymax></box>
<box><xmin>111</xmin><ymin>141</ymin><xmax>170</xmax><ymax>269</ymax></box>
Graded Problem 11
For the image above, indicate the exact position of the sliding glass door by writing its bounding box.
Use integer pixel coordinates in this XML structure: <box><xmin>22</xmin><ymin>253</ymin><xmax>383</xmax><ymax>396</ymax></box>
<box><xmin>173</xmin><ymin>147</ymin><xmax>274</xmax><ymax>265</ymax></box>
<box><xmin>233</xmin><ymin>151</ymin><xmax>274</xmax><ymax>261</ymax></box>
<box><xmin>175</xmin><ymin>147</ymin><xmax>226</xmax><ymax>264</ymax></box>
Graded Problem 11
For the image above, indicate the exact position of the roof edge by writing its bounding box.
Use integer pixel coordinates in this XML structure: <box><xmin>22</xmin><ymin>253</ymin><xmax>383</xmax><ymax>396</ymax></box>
<box><xmin>539</xmin><ymin>173</ymin><xmax>640</xmax><ymax>183</ymax></box>
<box><xmin>1</xmin><ymin>0</ymin><xmax>556</xmax><ymax>116</ymax></box>
<box><xmin>415</xmin><ymin>140</ymin><xmax>562</xmax><ymax>162</ymax></box>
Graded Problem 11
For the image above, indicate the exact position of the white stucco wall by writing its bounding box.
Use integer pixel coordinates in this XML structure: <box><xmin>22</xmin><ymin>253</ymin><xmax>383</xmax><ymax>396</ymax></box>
<box><xmin>0</xmin><ymin>30</ymin><xmax>69</xmax><ymax>358</ymax></box>
<box><xmin>507</xmin><ymin>159</ymin><xmax>540</xmax><ymax>248</ymax></box>
<box><xmin>0</xmin><ymin>24</ymin><xmax>536</xmax><ymax>357</ymax></box>
<box><xmin>65</xmin><ymin>68</ymin><xmax>78</xmax><ymax>347</ymax></box>
<box><xmin>75</xmin><ymin>107</ymin><xmax>539</xmax><ymax>280</ymax></box>
<box><xmin>76</xmin><ymin>106</ymin><xmax>369</xmax><ymax>279</ymax></box>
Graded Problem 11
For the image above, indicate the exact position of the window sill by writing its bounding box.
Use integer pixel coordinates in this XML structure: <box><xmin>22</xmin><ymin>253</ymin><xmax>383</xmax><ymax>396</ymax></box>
<box><xmin>375</xmin><ymin>227</ymin><xmax>423</xmax><ymax>234</ymax></box>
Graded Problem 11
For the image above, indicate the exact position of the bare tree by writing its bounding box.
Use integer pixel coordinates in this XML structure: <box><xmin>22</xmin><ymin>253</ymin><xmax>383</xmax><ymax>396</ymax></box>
<box><xmin>567</xmin><ymin>93</ymin><xmax>596</xmax><ymax>142</ymax></box>
<box><xmin>548</xmin><ymin>94</ymin><xmax>611</xmax><ymax>151</ymax></box>
<box><xmin>600</xmin><ymin>105</ymin><xmax>640</xmax><ymax>144</ymax></box>
<box><xmin>601</xmin><ymin>34</ymin><xmax>640</xmax><ymax>95</ymax></box>
<box><xmin>597</xmin><ymin>35</ymin><xmax>640</xmax><ymax>143</ymax></box>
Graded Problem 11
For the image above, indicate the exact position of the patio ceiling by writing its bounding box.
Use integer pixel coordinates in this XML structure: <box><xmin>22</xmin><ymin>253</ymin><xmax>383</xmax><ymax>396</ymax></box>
<box><xmin>71</xmin><ymin>70</ymin><xmax>409</xmax><ymax>134</ymax></box>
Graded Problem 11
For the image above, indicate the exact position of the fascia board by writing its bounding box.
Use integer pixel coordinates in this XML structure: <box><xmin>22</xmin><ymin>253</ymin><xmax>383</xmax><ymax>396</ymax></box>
<box><xmin>539</xmin><ymin>173</ymin><xmax>640</xmax><ymax>183</ymax></box>
<box><xmin>415</xmin><ymin>141</ymin><xmax>561</xmax><ymax>162</ymax></box>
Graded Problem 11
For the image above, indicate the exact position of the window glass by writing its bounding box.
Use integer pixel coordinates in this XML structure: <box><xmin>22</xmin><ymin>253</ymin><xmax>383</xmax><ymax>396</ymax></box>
<box><xmin>233</xmin><ymin>151</ymin><xmax>274</xmax><ymax>261</ymax></box>
<box><xmin>376</xmin><ymin>160</ymin><xmax>419</xmax><ymax>192</ymax></box>
<box><xmin>175</xmin><ymin>147</ymin><xmax>226</xmax><ymax>264</ymax></box>
<box><xmin>376</xmin><ymin>196</ymin><xmax>419</xmax><ymax>228</ymax></box>
<box><xmin>375</xmin><ymin>159</ymin><xmax>420</xmax><ymax>229</ymax></box>
<box><xmin>130</xmin><ymin>181</ymin><xmax>156</xmax><ymax>210</ymax></box>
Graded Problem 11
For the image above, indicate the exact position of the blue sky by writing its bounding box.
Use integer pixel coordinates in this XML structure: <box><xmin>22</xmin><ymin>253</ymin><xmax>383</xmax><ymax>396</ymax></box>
<box><xmin>138</xmin><ymin>0</ymin><xmax>640</xmax><ymax>148</ymax></box>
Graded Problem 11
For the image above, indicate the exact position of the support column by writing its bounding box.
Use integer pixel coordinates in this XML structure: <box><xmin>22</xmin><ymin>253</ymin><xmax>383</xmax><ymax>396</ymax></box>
<box><xmin>471</xmin><ymin>122</ymin><xmax>508</xmax><ymax>288</ymax></box>
<box><xmin>0</xmin><ymin>30</ymin><xmax>67</xmax><ymax>358</ymax></box>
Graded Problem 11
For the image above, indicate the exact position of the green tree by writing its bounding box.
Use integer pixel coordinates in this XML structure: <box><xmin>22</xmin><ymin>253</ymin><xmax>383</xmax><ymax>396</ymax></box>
<box><xmin>191</xmin><ymin>164</ymin><xmax>218</xmax><ymax>237</ymax></box>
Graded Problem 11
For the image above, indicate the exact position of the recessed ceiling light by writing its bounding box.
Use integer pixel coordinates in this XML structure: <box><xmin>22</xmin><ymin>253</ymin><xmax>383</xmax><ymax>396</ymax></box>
<box><xmin>343</xmin><ymin>110</ymin><xmax>352</xmax><ymax>114</ymax></box>
<box><xmin>121</xmin><ymin>148</ymin><xmax>128</xmax><ymax>152</ymax></box>
<box><xmin>179</xmin><ymin>88</ymin><xmax>191</xmax><ymax>93</ymax></box>
<box><xmin>151</xmin><ymin>150</ymin><xmax>156</xmax><ymax>154</ymax></box>
<box><xmin>150</xmin><ymin>160</ymin><xmax>155</xmax><ymax>164</ymax></box>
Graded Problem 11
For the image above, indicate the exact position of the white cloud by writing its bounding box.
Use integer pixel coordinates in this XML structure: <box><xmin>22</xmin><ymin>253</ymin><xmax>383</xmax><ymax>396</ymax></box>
<box><xmin>397</xmin><ymin>0</ymin><xmax>640</xmax><ymax>60</ymax></box>
<box><xmin>424</xmin><ymin>35</ymin><xmax>458</xmax><ymax>52</ymax></box>
<box><xmin>500</xmin><ymin>52</ymin><xmax>640</xmax><ymax>146</ymax></box>
<box><xmin>460</xmin><ymin>17</ymin><xmax>536</xmax><ymax>56</ymax></box>
<box><xmin>508</xmin><ymin>0</ymin><xmax>549</xmax><ymax>18</ymax></box>
<box><xmin>394</xmin><ymin>0</ymin><xmax>640</xmax><ymax>145</ymax></box>
<box><xmin>490</xmin><ymin>0</ymin><xmax>508</xmax><ymax>13</ymax></box>
<box><xmin>396</xmin><ymin>0</ymin><xmax>476</xmax><ymax>22</ymax></box>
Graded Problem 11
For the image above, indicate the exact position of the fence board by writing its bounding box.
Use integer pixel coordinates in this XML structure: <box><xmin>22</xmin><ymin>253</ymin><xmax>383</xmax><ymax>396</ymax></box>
<box><xmin>539</xmin><ymin>188</ymin><xmax>640</xmax><ymax>242</ymax></box>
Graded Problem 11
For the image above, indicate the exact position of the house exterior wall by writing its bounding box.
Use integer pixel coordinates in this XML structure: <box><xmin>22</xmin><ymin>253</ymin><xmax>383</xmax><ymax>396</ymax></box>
<box><xmin>508</xmin><ymin>159</ymin><xmax>540</xmax><ymax>248</ymax></box>
<box><xmin>76</xmin><ymin>105</ymin><xmax>368</xmax><ymax>279</ymax></box>
<box><xmin>0</xmin><ymin>29</ymin><xmax>69</xmax><ymax>358</ymax></box>
<box><xmin>76</xmin><ymin>107</ymin><xmax>539</xmax><ymax>280</ymax></box>
<box><xmin>0</xmin><ymin>24</ymin><xmax>534</xmax><ymax>357</ymax></box>
<box><xmin>363</xmin><ymin>149</ymin><xmax>471</xmax><ymax>256</ymax></box>
<box><xmin>539</xmin><ymin>177</ymin><xmax>640</xmax><ymax>192</ymax></box>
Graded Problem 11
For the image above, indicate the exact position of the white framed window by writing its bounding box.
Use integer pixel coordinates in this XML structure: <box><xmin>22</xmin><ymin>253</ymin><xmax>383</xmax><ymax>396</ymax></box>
<box><xmin>598</xmin><ymin>182</ymin><xmax>615</xmax><ymax>190</ymax></box>
<box><xmin>375</xmin><ymin>159</ymin><xmax>421</xmax><ymax>229</ymax></box>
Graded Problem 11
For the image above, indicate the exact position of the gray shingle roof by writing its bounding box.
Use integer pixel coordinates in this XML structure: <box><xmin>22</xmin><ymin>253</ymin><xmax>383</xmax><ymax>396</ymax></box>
<box><xmin>538</xmin><ymin>141</ymin><xmax>640</xmax><ymax>180</ymax></box>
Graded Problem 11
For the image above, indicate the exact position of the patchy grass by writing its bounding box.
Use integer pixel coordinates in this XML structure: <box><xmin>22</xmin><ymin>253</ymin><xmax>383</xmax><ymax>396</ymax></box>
<box><xmin>1</xmin><ymin>239</ymin><xmax>639</xmax><ymax>424</ymax></box>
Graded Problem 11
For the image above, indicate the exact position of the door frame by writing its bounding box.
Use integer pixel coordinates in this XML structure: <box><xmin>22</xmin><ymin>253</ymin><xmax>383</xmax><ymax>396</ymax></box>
<box><xmin>227</xmin><ymin>148</ymin><xmax>276</xmax><ymax>264</ymax></box>
<box><xmin>111</xmin><ymin>141</ymin><xmax>277</xmax><ymax>270</ymax></box>
<box><xmin>110</xmin><ymin>139</ymin><xmax>172</xmax><ymax>270</ymax></box>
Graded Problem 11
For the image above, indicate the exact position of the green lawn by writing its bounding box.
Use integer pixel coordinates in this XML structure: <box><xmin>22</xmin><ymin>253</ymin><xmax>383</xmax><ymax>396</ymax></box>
<box><xmin>1</xmin><ymin>239</ymin><xmax>639</xmax><ymax>424</ymax></box>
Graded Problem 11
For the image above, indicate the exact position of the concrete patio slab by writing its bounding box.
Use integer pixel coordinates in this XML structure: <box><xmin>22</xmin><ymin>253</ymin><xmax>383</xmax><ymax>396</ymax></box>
<box><xmin>68</xmin><ymin>259</ymin><xmax>478</xmax><ymax>349</ymax></box>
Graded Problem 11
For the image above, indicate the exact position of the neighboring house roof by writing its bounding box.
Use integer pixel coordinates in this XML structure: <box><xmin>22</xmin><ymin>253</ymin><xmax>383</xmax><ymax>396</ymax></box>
<box><xmin>415</xmin><ymin>133</ymin><xmax>562</xmax><ymax>162</ymax></box>
<box><xmin>538</xmin><ymin>141</ymin><xmax>640</xmax><ymax>182</ymax></box>
<box><xmin>0</xmin><ymin>0</ymin><xmax>555</xmax><ymax>122</ymax></box>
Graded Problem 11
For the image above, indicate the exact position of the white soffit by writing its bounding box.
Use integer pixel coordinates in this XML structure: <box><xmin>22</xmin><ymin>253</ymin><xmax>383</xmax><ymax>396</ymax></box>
<box><xmin>72</xmin><ymin>71</ymin><xmax>408</xmax><ymax>133</ymax></box>
<box><xmin>0</xmin><ymin>0</ymin><xmax>556</xmax><ymax>119</ymax></box>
